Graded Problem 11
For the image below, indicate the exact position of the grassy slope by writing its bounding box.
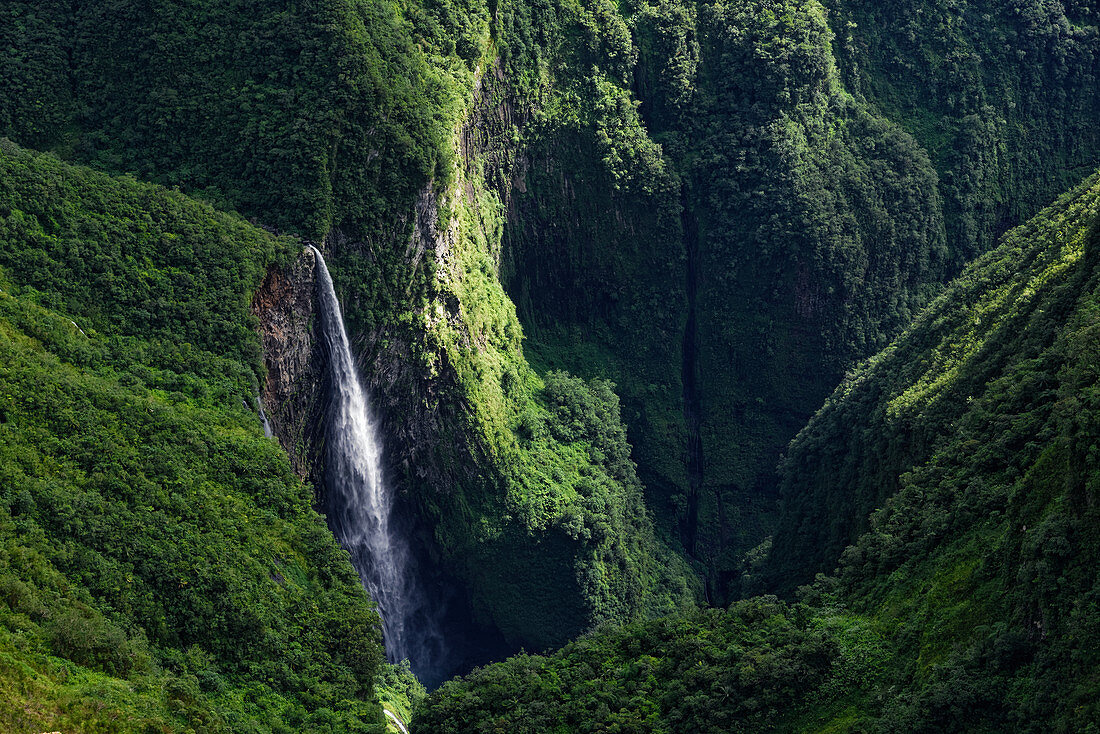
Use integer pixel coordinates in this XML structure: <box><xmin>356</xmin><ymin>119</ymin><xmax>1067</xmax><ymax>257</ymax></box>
<box><xmin>0</xmin><ymin>142</ymin><xmax>387</xmax><ymax>732</ymax></box>
<box><xmin>413</xmin><ymin>168</ymin><xmax>1100</xmax><ymax>732</ymax></box>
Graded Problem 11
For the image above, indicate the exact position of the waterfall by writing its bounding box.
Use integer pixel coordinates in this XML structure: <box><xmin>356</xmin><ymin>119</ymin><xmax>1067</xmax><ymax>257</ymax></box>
<box><xmin>309</xmin><ymin>245</ymin><xmax>433</xmax><ymax>671</ymax></box>
<box><xmin>255</xmin><ymin>396</ymin><xmax>274</xmax><ymax>438</ymax></box>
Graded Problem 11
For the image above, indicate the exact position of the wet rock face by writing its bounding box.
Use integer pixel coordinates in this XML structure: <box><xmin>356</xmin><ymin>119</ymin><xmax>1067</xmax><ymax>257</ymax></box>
<box><xmin>251</xmin><ymin>249</ymin><xmax>323</xmax><ymax>480</ymax></box>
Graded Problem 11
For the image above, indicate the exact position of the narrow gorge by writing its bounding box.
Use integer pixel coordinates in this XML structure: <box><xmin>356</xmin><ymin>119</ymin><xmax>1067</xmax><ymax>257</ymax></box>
<box><xmin>2</xmin><ymin>0</ymin><xmax>1100</xmax><ymax>729</ymax></box>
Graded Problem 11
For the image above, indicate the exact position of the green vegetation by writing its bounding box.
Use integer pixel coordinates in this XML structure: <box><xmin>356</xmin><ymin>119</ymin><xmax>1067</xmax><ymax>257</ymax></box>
<box><xmin>769</xmin><ymin>167</ymin><xmax>1100</xmax><ymax>593</ymax></box>
<box><xmin>492</xmin><ymin>0</ymin><xmax>951</xmax><ymax>598</ymax></box>
<box><xmin>375</xmin><ymin>662</ymin><xmax>425</xmax><ymax>732</ymax></box>
<box><xmin>415</xmin><ymin>168</ymin><xmax>1100</xmax><ymax>731</ymax></box>
<box><xmin>0</xmin><ymin>142</ymin><xmax>386</xmax><ymax>731</ymax></box>
<box><xmin>1</xmin><ymin>0</ymin><xmax>453</xmax><ymax>243</ymax></box>
<box><xmin>4</xmin><ymin>1</ymin><xmax>1100</xmax><ymax>730</ymax></box>
<box><xmin>407</xmin><ymin>148</ymin><xmax>701</xmax><ymax>646</ymax></box>
<box><xmin>486</xmin><ymin>0</ymin><xmax>1100</xmax><ymax>601</ymax></box>
<box><xmin>828</xmin><ymin>0</ymin><xmax>1100</xmax><ymax>263</ymax></box>
<box><xmin>416</xmin><ymin>596</ymin><xmax>890</xmax><ymax>733</ymax></box>
<box><xmin>769</xmin><ymin>165</ymin><xmax>1100</xmax><ymax>729</ymax></box>
<box><xmin>477</xmin><ymin>0</ymin><xmax>1099</xmax><ymax>606</ymax></box>
<box><xmin>6</xmin><ymin>0</ymin><xmax>1100</xmax><ymax>650</ymax></box>
<box><xmin>0</xmin><ymin>0</ymin><xmax>701</xmax><ymax>655</ymax></box>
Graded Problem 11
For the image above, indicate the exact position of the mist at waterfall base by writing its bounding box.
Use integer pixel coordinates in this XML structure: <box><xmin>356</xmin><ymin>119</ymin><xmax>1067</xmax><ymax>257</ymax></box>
<box><xmin>309</xmin><ymin>246</ymin><xmax>508</xmax><ymax>688</ymax></box>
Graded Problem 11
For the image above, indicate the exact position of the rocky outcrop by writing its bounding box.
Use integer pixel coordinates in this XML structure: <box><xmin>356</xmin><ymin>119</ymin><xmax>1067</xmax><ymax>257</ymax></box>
<box><xmin>251</xmin><ymin>249</ymin><xmax>323</xmax><ymax>481</ymax></box>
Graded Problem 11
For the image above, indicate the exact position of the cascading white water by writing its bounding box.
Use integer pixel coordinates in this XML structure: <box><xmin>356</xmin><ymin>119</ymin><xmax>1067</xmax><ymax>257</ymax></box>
<box><xmin>309</xmin><ymin>245</ymin><xmax>425</xmax><ymax>667</ymax></box>
<box><xmin>255</xmin><ymin>396</ymin><xmax>274</xmax><ymax>438</ymax></box>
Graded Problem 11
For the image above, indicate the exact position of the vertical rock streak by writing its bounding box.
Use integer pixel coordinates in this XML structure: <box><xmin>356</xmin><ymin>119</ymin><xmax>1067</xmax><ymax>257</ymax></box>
<box><xmin>309</xmin><ymin>245</ymin><xmax>420</xmax><ymax>667</ymax></box>
<box><xmin>681</xmin><ymin>198</ymin><xmax>704</xmax><ymax>569</ymax></box>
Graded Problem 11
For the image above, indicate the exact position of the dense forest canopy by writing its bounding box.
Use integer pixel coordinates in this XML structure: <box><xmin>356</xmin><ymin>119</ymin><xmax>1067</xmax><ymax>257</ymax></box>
<box><xmin>0</xmin><ymin>142</ymin><xmax>387</xmax><ymax>731</ymax></box>
<box><xmin>0</xmin><ymin>0</ymin><xmax>1098</xmax><ymax>730</ymax></box>
<box><xmin>416</xmin><ymin>160</ymin><xmax>1100</xmax><ymax>734</ymax></box>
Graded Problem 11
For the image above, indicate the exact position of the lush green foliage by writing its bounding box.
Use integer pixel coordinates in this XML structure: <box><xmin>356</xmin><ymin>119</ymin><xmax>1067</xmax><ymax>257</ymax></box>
<box><xmin>375</xmin><ymin>661</ymin><xmax>425</xmax><ymax>731</ymax></box>
<box><xmin>0</xmin><ymin>143</ymin><xmax>386</xmax><ymax>731</ymax></box>
<box><xmin>412</xmin><ymin>170</ymin><xmax>701</xmax><ymax>643</ymax></box>
<box><xmin>488</xmin><ymin>0</ymin><xmax>1100</xmax><ymax>603</ymax></box>
<box><xmin>416</xmin><ymin>596</ymin><xmax>891</xmax><ymax>732</ymax></box>
<box><xmin>769</xmin><ymin>169</ymin><xmax>1100</xmax><ymax>592</ymax></box>
<box><xmin>0</xmin><ymin>0</ymin><xmax>700</xmax><ymax>658</ymax></box>
<box><xmin>494</xmin><ymin>0</ymin><xmax>692</xmax><ymax>567</ymax></box>
<box><xmin>5</xmin><ymin>1</ymin><xmax>1100</xmax><ymax>722</ymax></box>
<box><xmin>414</xmin><ymin>163</ymin><xmax>1100</xmax><ymax>734</ymax></box>
<box><xmin>768</xmin><ymin>167</ymin><xmax>1100</xmax><ymax>731</ymax></box>
<box><xmin>1</xmin><ymin>0</ymin><xmax>453</xmax><ymax>243</ymax></box>
<box><xmin>829</xmin><ymin>0</ymin><xmax>1100</xmax><ymax>263</ymax></box>
<box><xmin>495</xmin><ymin>0</ymin><xmax>947</xmax><ymax>598</ymax></box>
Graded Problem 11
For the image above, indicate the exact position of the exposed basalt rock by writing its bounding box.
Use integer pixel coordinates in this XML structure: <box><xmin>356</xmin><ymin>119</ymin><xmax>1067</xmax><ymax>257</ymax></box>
<box><xmin>320</xmin><ymin>212</ymin><xmax>475</xmax><ymax>501</ymax></box>
<box><xmin>461</xmin><ymin>59</ymin><xmax>524</xmax><ymax>203</ymax></box>
<box><xmin>251</xmin><ymin>249</ymin><xmax>323</xmax><ymax>481</ymax></box>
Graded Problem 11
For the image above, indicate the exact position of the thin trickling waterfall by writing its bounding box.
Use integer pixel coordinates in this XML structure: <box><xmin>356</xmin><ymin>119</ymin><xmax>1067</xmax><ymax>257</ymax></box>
<box><xmin>255</xmin><ymin>397</ymin><xmax>274</xmax><ymax>438</ymax></box>
<box><xmin>309</xmin><ymin>245</ymin><xmax>435</xmax><ymax>671</ymax></box>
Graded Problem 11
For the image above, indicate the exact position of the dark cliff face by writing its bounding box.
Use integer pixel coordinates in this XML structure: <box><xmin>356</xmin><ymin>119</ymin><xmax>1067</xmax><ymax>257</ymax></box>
<box><xmin>319</xmin><ymin>52</ymin><xmax>699</xmax><ymax>660</ymax></box>
<box><xmin>251</xmin><ymin>249</ymin><xmax>323</xmax><ymax>482</ymax></box>
<box><xmin>488</xmin><ymin>0</ymin><xmax>948</xmax><ymax>601</ymax></box>
<box><xmin>318</xmin><ymin>187</ymin><xmax>486</xmax><ymax>520</ymax></box>
<box><xmin>322</xmin><ymin>192</ymin><xmax>525</xmax><ymax>682</ymax></box>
